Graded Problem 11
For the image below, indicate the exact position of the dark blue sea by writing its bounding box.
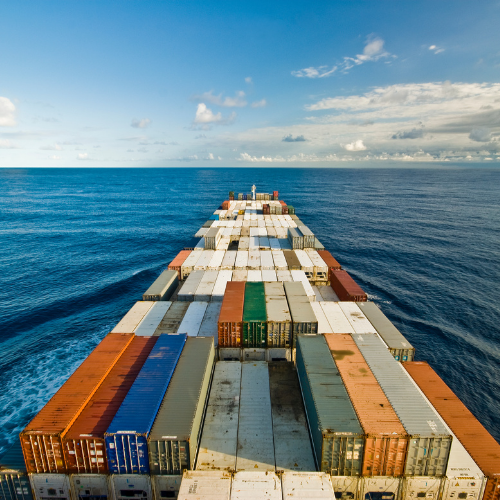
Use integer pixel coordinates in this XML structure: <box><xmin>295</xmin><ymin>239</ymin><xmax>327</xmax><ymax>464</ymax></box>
<box><xmin>0</xmin><ymin>167</ymin><xmax>499</xmax><ymax>455</ymax></box>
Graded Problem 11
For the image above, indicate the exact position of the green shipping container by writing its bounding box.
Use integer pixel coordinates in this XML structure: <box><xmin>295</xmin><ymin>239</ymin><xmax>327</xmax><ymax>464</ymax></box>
<box><xmin>242</xmin><ymin>282</ymin><xmax>267</xmax><ymax>348</ymax></box>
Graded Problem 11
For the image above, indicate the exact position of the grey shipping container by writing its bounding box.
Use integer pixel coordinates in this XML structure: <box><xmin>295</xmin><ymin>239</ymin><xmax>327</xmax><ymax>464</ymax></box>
<box><xmin>177</xmin><ymin>270</ymin><xmax>204</xmax><ymax>301</ymax></box>
<box><xmin>198</xmin><ymin>301</ymin><xmax>223</xmax><ymax>345</ymax></box>
<box><xmin>352</xmin><ymin>333</ymin><xmax>451</xmax><ymax>476</ymax></box>
<box><xmin>288</xmin><ymin>227</ymin><xmax>304</xmax><ymax>250</ymax></box>
<box><xmin>148</xmin><ymin>337</ymin><xmax>215</xmax><ymax>474</ymax></box>
<box><xmin>143</xmin><ymin>270</ymin><xmax>179</xmax><ymax>301</ymax></box>
<box><xmin>283</xmin><ymin>250</ymin><xmax>301</xmax><ymax>270</ymax></box>
<box><xmin>295</xmin><ymin>335</ymin><xmax>364</xmax><ymax>476</ymax></box>
<box><xmin>298</xmin><ymin>226</ymin><xmax>315</xmax><ymax>248</ymax></box>
<box><xmin>204</xmin><ymin>227</ymin><xmax>222</xmax><ymax>250</ymax></box>
<box><xmin>284</xmin><ymin>282</ymin><xmax>318</xmax><ymax>345</ymax></box>
<box><xmin>154</xmin><ymin>302</ymin><xmax>190</xmax><ymax>335</ymax></box>
<box><xmin>265</xmin><ymin>282</ymin><xmax>292</xmax><ymax>348</ymax></box>
<box><xmin>357</xmin><ymin>302</ymin><xmax>415</xmax><ymax>361</ymax></box>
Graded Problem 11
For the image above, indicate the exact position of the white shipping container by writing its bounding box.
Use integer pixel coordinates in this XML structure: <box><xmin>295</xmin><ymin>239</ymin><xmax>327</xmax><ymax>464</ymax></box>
<box><xmin>134</xmin><ymin>302</ymin><xmax>172</xmax><ymax>336</ymax></box>
<box><xmin>217</xmin><ymin>236</ymin><xmax>230</xmax><ymax>251</ymax></box>
<box><xmin>222</xmin><ymin>227</ymin><xmax>233</xmax><ymax>238</ymax></box>
<box><xmin>177</xmin><ymin>270</ymin><xmax>204</xmax><ymax>301</ymax></box>
<box><xmin>402</xmin><ymin>477</ymin><xmax>443</xmax><ymax>500</ymax></box>
<box><xmin>194</xmin><ymin>238</ymin><xmax>205</xmax><ymax>250</ymax></box>
<box><xmin>111</xmin><ymin>301</ymin><xmax>154</xmax><ymax>333</ymax></box>
<box><xmin>238</xmin><ymin>236</ymin><xmax>250</xmax><ymax>250</ymax></box>
<box><xmin>247</xmin><ymin>270</ymin><xmax>262</xmax><ymax>282</ymax></box>
<box><xmin>212</xmin><ymin>270</ymin><xmax>233</xmax><ymax>301</ymax></box>
<box><xmin>176</xmin><ymin>301</ymin><xmax>208</xmax><ymax>336</ymax></box>
<box><xmin>311</xmin><ymin>286</ymin><xmax>323</xmax><ymax>302</ymax></box>
<box><xmin>235</xmin><ymin>363</ymin><xmax>275</xmax><ymax>472</ymax></box>
<box><xmin>284</xmin><ymin>215</ymin><xmax>292</xmax><ymax>221</ymax></box>
<box><xmin>235</xmin><ymin>219</ymin><xmax>243</xmax><ymax>228</ymax></box>
<box><xmin>320</xmin><ymin>302</ymin><xmax>355</xmax><ymax>333</ymax></box>
<box><xmin>194</xmin><ymin>250</ymin><xmax>215</xmax><ymax>270</ymax></box>
<box><xmin>257</xmin><ymin>219</ymin><xmax>265</xmax><ymax>228</ymax></box>
<box><xmin>177</xmin><ymin>471</ymin><xmax>231</xmax><ymax>500</ymax></box>
<box><xmin>281</xmin><ymin>219</ymin><xmax>290</xmax><ymax>228</ymax></box>
<box><xmin>288</xmin><ymin>220</ymin><xmax>297</xmax><ymax>228</ymax></box>
<box><xmin>305</xmin><ymin>249</ymin><xmax>329</xmax><ymax>281</ymax></box>
<box><xmin>277</xmin><ymin>230</ymin><xmax>291</xmax><ymax>243</ymax></box>
<box><xmin>111</xmin><ymin>475</ymin><xmax>153</xmax><ymax>500</ymax></box>
<box><xmin>181</xmin><ymin>250</ymin><xmax>204</xmax><ymax>277</ymax></box>
<box><xmin>194</xmin><ymin>270</ymin><xmax>218</xmax><ymax>301</ymax></box>
<box><xmin>271</xmin><ymin>249</ymin><xmax>287</xmax><ymax>270</ymax></box>
<box><xmin>208</xmin><ymin>250</ymin><xmax>225</xmax><ymax>270</ymax></box>
<box><xmin>70</xmin><ymin>474</ymin><xmax>110</xmax><ymax>500</ymax></box>
<box><xmin>329</xmin><ymin>477</ymin><xmax>359</xmax><ymax>500</ymax></box>
<box><xmin>281</xmin><ymin>472</ymin><xmax>335</xmax><ymax>499</ymax></box>
<box><xmin>235</xmin><ymin>250</ymin><xmax>249</xmax><ymax>269</ymax></box>
<box><xmin>197</xmin><ymin>362</ymin><xmax>242</xmax><ymax>471</ymax></box>
<box><xmin>232</xmin><ymin>270</ymin><xmax>248</xmax><ymax>282</ymax></box>
<box><xmin>195</xmin><ymin>227</ymin><xmax>209</xmax><ymax>238</ymax></box>
<box><xmin>257</xmin><ymin>228</ymin><xmax>267</xmax><ymax>236</ymax></box>
<box><xmin>249</xmin><ymin>236</ymin><xmax>259</xmax><ymax>249</ymax></box>
<box><xmin>30</xmin><ymin>474</ymin><xmax>72</xmax><ymax>500</ymax></box>
<box><xmin>198</xmin><ymin>301</ymin><xmax>223</xmax><ymax>345</ymax></box>
<box><xmin>250</xmin><ymin>227</ymin><xmax>259</xmax><ymax>237</ymax></box>
<box><xmin>291</xmin><ymin>270</ymin><xmax>315</xmax><ymax>301</ymax></box>
<box><xmin>294</xmin><ymin>250</ymin><xmax>314</xmax><ymax>280</ymax></box>
<box><xmin>265</xmin><ymin>219</ymin><xmax>273</xmax><ymax>227</ymax></box>
<box><xmin>311</xmin><ymin>302</ymin><xmax>333</xmax><ymax>334</ymax></box>
<box><xmin>317</xmin><ymin>286</ymin><xmax>340</xmax><ymax>302</ymax></box>
<box><xmin>359</xmin><ymin>477</ymin><xmax>402</xmax><ymax>500</ymax></box>
<box><xmin>260</xmin><ymin>250</ymin><xmax>274</xmax><ymax>270</ymax></box>
<box><xmin>338</xmin><ymin>302</ymin><xmax>377</xmax><ymax>334</ymax></box>
<box><xmin>231</xmin><ymin>472</ymin><xmax>281</xmax><ymax>500</ymax></box>
<box><xmin>231</xmin><ymin>228</ymin><xmax>241</xmax><ymax>238</ymax></box>
<box><xmin>276</xmin><ymin>270</ymin><xmax>293</xmax><ymax>282</ymax></box>
<box><xmin>248</xmin><ymin>249</ymin><xmax>261</xmax><ymax>269</ymax></box>
<box><xmin>261</xmin><ymin>270</ymin><xmax>277</xmax><ymax>281</ymax></box>
<box><xmin>221</xmin><ymin>250</ymin><xmax>237</xmax><ymax>270</ymax></box>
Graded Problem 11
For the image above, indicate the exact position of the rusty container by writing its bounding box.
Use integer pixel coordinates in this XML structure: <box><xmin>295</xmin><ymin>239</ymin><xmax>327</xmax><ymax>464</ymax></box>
<box><xmin>329</xmin><ymin>269</ymin><xmax>367</xmax><ymax>302</ymax></box>
<box><xmin>62</xmin><ymin>336</ymin><xmax>158</xmax><ymax>473</ymax></box>
<box><xmin>404</xmin><ymin>361</ymin><xmax>500</xmax><ymax>500</ymax></box>
<box><xmin>317</xmin><ymin>250</ymin><xmax>341</xmax><ymax>271</ymax></box>
<box><xmin>168</xmin><ymin>250</ymin><xmax>192</xmax><ymax>280</ymax></box>
<box><xmin>283</xmin><ymin>250</ymin><xmax>301</xmax><ymax>270</ymax></box>
<box><xmin>19</xmin><ymin>333</ymin><xmax>134</xmax><ymax>473</ymax></box>
<box><xmin>217</xmin><ymin>281</ymin><xmax>245</xmax><ymax>347</ymax></box>
<box><xmin>222</xmin><ymin>200</ymin><xmax>229</xmax><ymax>210</ymax></box>
<box><xmin>325</xmin><ymin>334</ymin><xmax>408</xmax><ymax>476</ymax></box>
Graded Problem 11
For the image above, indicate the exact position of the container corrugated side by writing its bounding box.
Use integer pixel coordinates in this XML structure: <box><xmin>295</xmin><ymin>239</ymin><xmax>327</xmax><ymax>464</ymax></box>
<box><xmin>235</xmin><ymin>363</ymin><xmax>275</xmax><ymax>472</ymax></box>
<box><xmin>69</xmin><ymin>475</ymin><xmax>110</xmax><ymax>500</ymax></box>
<box><xmin>29</xmin><ymin>474</ymin><xmax>71</xmax><ymax>500</ymax></box>
<box><xmin>20</xmin><ymin>333</ymin><xmax>135</xmax><ymax>474</ymax></box>
<box><xmin>297</xmin><ymin>225</ymin><xmax>315</xmax><ymax>248</ymax></box>
<box><xmin>104</xmin><ymin>334</ymin><xmax>187</xmax><ymax>474</ymax></box>
<box><xmin>204</xmin><ymin>227</ymin><xmax>222</xmax><ymax>250</ymax></box>
<box><xmin>329</xmin><ymin>269</ymin><xmax>367</xmax><ymax>302</ymax></box>
<box><xmin>168</xmin><ymin>250</ymin><xmax>191</xmax><ymax>280</ymax></box>
<box><xmin>193</xmin><ymin>270</ymin><xmax>218</xmax><ymax>301</ymax></box>
<box><xmin>218</xmin><ymin>281</ymin><xmax>245</xmax><ymax>347</ymax></box>
<box><xmin>62</xmin><ymin>337</ymin><xmax>158</xmax><ymax>474</ymax></box>
<box><xmin>288</xmin><ymin>227</ymin><xmax>304</xmax><ymax>250</ymax></box>
<box><xmin>284</xmin><ymin>282</ymin><xmax>318</xmax><ymax>345</ymax></box>
<box><xmin>317</xmin><ymin>250</ymin><xmax>341</xmax><ymax>270</ymax></box>
<box><xmin>265</xmin><ymin>292</ymin><xmax>292</xmax><ymax>347</ymax></box>
<box><xmin>153</xmin><ymin>302</ymin><xmax>189</xmax><ymax>335</ymax></box>
<box><xmin>231</xmin><ymin>471</ymin><xmax>282</xmax><ymax>500</ymax></box>
<box><xmin>177</xmin><ymin>301</ymin><xmax>208</xmax><ymax>336</ymax></box>
<box><xmin>281</xmin><ymin>472</ymin><xmax>335</xmax><ymax>499</ymax></box>
<box><xmin>242</xmin><ymin>282</ymin><xmax>267</xmax><ymax>348</ymax></box>
<box><xmin>196</xmin><ymin>362</ymin><xmax>242</xmax><ymax>471</ymax></box>
<box><xmin>325</xmin><ymin>334</ymin><xmax>408</xmax><ymax>477</ymax></box>
<box><xmin>310</xmin><ymin>302</ymin><xmax>333</xmax><ymax>333</ymax></box>
<box><xmin>305</xmin><ymin>249</ymin><xmax>329</xmax><ymax>281</ymax></box>
<box><xmin>352</xmin><ymin>334</ymin><xmax>451</xmax><ymax>476</ymax></box>
<box><xmin>198</xmin><ymin>302</ymin><xmax>223</xmax><ymax>346</ymax></box>
<box><xmin>142</xmin><ymin>270</ymin><xmax>178</xmax><ymax>301</ymax></box>
<box><xmin>211</xmin><ymin>270</ymin><xmax>233</xmax><ymax>301</ymax></box>
<box><xmin>338</xmin><ymin>302</ymin><xmax>377</xmax><ymax>334</ymax></box>
<box><xmin>294</xmin><ymin>250</ymin><xmax>314</xmax><ymax>280</ymax></box>
<box><xmin>268</xmin><ymin>363</ymin><xmax>316</xmax><ymax>472</ymax></box>
<box><xmin>148</xmin><ymin>337</ymin><xmax>215</xmax><ymax>474</ymax></box>
<box><xmin>0</xmin><ymin>443</ymin><xmax>33</xmax><ymax>500</ymax></box>
<box><xmin>134</xmin><ymin>302</ymin><xmax>172</xmax><ymax>336</ymax></box>
<box><xmin>111</xmin><ymin>301</ymin><xmax>155</xmax><ymax>333</ymax></box>
<box><xmin>357</xmin><ymin>302</ymin><xmax>415</xmax><ymax>362</ymax></box>
<box><xmin>295</xmin><ymin>335</ymin><xmax>364</xmax><ymax>476</ymax></box>
<box><xmin>320</xmin><ymin>302</ymin><xmax>354</xmax><ymax>334</ymax></box>
<box><xmin>177</xmin><ymin>471</ymin><xmax>231</xmax><ymax>500</ymax></box>
<box><xmin>110</xmin><ymin>474</ymin><xmax>152</xmax><ymax>500</ymax></box>
<box><xmin>404</xmin><ymin>361</ymin><xmax>500</xmax><ymax>500</ymax></box>
<box><xmin>177</xmin><ymin>270</ymin><xmax>204</xmax><ymax>301</ymax></box>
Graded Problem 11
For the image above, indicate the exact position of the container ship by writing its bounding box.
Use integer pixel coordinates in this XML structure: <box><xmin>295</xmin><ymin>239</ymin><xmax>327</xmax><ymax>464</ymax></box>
<box><xmin>1</xmin><ymin>187</ymin><xmax>499</xmax><ymax>500</ymax></box>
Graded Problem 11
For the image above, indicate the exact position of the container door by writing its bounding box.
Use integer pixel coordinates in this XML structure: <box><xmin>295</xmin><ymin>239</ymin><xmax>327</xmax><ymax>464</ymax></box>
<box><xmin>151</xmin><ymin>476</ymin><xmax>182</xmax><ymax>500</ymax></box>
<box><xmin>440</xmin><ymin>477</ymin><xmax>486</xmax><ymax>500</ymax></box>
<box><xmin>402</xmin><ymin>477</ymin><xmax>443</xmax><ymax>500</ymax></box>
<box><xmin>30</xmin><ymin>474</ymin><xmax>71</xmax><ymax>500</ymax></box>
<box><xmin>1</xmin><ymin>474</ymin><xmax>34</xmax><ymax>500</ymax></box>
<box><xmin>330</xmin><ymin>477</ymin><xmax>360</xmax><ymax>500</ymax></box>
<box><xmin>111</xmin><ymin>475</ymin><xmax>152</xmax><ymax>500</ymax></box>
<box><xmin>360</xmin><ymin>477</ymin><xmax>402</xmax><ymax>500</ymax></box>
<box><xmin>70</xmin><ymin>475</ymin><xmax>109</xmax><ymax>500</ymax></box>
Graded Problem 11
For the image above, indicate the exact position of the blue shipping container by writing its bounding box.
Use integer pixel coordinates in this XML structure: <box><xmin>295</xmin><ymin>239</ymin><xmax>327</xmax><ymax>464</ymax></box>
<box><xmin>209</xmin><ymin>214</ymin><xmax>219</xmax><ymax>220</ymax></box>
<box><xmin>0</xmin><ymin>443</ymin><xmax>33</xmax><ymax>500</ymax></box>
<box><xmin>104</xmin><ymin>334</ymin><xmax>187</xmax><ymax>474</ymax></box>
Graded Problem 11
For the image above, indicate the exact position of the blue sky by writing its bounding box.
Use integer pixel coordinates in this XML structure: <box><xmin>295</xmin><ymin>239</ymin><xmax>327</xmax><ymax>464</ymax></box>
<box><xmin>1</xmin><ymin>0</ymin><xmax>500</xmax><ymax>166</ymax></box>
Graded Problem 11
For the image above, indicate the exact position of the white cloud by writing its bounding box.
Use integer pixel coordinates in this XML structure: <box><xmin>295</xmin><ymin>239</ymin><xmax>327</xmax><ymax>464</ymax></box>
<box><xmin>192</xmin><ymin>103</ymin><xmax>236</xmax><ymax>130</ymax></box>
<box><xmin>344</xmin><ymin>140</ymin><xmax>367</xmax><ymax>151</ymax></box>
<box><xmin>207</xmin><ymin>153</ymin><xmax>215</xmax><ymax>160</ymax></box>
<box><xmin>0</xmin><ymin>97</ymin><xmax>16</xmax><ymax>127</ymax></box>
<box><xmin>0</xmin><ymin>139</ymin><xmax>18</xmax><ymax>149</ymax></box>
<box><xmin>251</xmin><ymin>99</ymin><xmax>267</xmax><ymax>108</ymax></box>
<box><xmin>239</xmin><ymin>152</ymin><xmax>286</xmax><ymax>162</ymax></box>
<box><xmin>77</xmin><ymin>153</ymin><xmax>90</xmax><ymax>160</ymax></box>
<box><xmin>131</xmin><ymin>118</ymin><xmax>151</xmax><ymax>128</ymax></box>
<box><xmin>245</xmin><ymin>77</ymin><xmax>253</xmax><ymax>84</ymax></box>
<box><xmin>49</xmin><ymin>155</ymin><xmax>61</xmax><ymax>160</ymax></box>
<box><xmin>429</xmin><ymin>45</ymin><xmax>445</xmax><ymax>54</ymax></box>
<box><xmin>292</xmin><ymin>36</ymin><xmax>391</xmax><ymax>78</ymax></box>
<box><xmin>40</xmin><ymin>144</ymin><xmax>63</xmax><ymax>151</ymax></box>
<box><xmin>193</xmin><ymin>90</ymin><xmax>247</xmax><ymax>107</ymax></box>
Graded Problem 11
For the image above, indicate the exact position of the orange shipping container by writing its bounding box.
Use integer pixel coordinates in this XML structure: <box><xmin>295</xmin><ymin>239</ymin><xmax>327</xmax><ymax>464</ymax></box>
<box><xmin>404</xmin><ymin>361</ymin><xmax>500</xmax><ymax>500</ymax></box>
<box><xmin>62</xmin><ymin>336</ymin><xmax>158</xmax><ymax>473</ymax></box>
<box><xmin>168</xmin><ymin>250</ymin><xmax>192</xmax><ymax>279</ymax></box>
<box><xmin>218</xmin><ymin>281</ymin><xmax>245</xmax><ymax>347</ymax></box>
<box><xmin>19</xmin><ymin>333</ymin><xmax>134</xmax><ymax>473</ymax></box>
<box><xmin>317</xmin><ymin>250</ymin><xmax>341</xmax><ymax>271</ymax></box>
<box><xmin>325</xmin><ymin>334</ymin><xmax>408</xmax><ymax>476</ymax></box>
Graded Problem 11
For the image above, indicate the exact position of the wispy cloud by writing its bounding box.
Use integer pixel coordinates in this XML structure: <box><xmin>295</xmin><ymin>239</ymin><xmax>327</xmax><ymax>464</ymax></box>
<box><xmin>392</xmin><ymin>127</ymin><xmax>425</xmax><ymax>139</ymax></box>
<box><xmin>77</xmin><ymin>153</ymin><xmax>90</xmax><ymax>160</ymax></box>
<box><xmin>292</xmin><ymin>36</ymin><xmax>392</xmax><ymax>78</ymax></box>
<box><xmin>251</xmin><ymin>99</ymin><xmax>267</xmax><ymax>108</ymax></box>
<box><xmin>131</xmin><ymin>118</ymin><xmax>151</xmax><ymax>128</ymax></box>
<box><xmin>193</xmin><ymin>90</ymin><xmax>247</xmax><ymax>108</ymax></box>
<box><xmin>245</xmin><ymin>77</ymin><xmax>253</xmax><ymax>84</ymax></box>
<box><xmin>0</xmin><ymin>97</ymin><xmax>16</xmax><ymax>127</ymax></box>
<box><xmin>40</xmin><ymin>143</ymin><xmax>63</xmax><ymax>151</ymax></box>
<box><xmin>469</xmin><ymin>127</ymin><xmax>492</xmax><ymax>142</ymax></box>
<box><xmin>429</xmin><ymin>45</ymin><xmax>445</xmax><ymax>55</ymax></box>
<box><xmin>282</xmin><ymin>134</ymin><xmax>306</xmax><ymax>142</ymax></box>
<box><xmin>0</xmin><ymin>139</ymin><xmax>18</xmax><ymax>149</ymax></box>
<box><xmin>48</xmin><ymin>155</ymin><xmax>61</xmax><ymax>160</ymax></box>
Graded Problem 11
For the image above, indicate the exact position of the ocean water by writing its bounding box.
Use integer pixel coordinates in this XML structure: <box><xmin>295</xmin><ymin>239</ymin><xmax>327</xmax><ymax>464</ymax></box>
<box><xmin>0</xmin><ymin>167</ymin><xmax>499</xmax><ymax>455</ymax></box>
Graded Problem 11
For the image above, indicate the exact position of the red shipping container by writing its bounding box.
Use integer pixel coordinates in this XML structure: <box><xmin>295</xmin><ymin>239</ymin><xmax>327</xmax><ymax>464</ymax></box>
<box><xmin>222</xmin><ymin>200</ymin><xmax>229</xmax><ymax>210</ymax></box>
<box><xmin>325</xmin><ymin>334</ymin><xmax>408</xmax><ymax>476</ymax></box>
<box><xmin>329</xmin><ymin>269</ymin><xmax>367</xmax><ymax>302</ymax></box>
<box><xmin>317</xmin><ymin>250</ymin><xmax>341</xmax><ymax>270</ymax></box>
<box><xmin>218</xmin><ymin>281</ymin><xmax>245</xmax><ymax>347</ymax></box>
<box><xmin>263</xmin><ymin>204</ymin><xmax>270</xmax><ymax>215</ymax></box>
<box><xmin>404</xmin><ymin>361</ymin><xmax>500</xmax><ymax>500</ymax></box>
<box><xmin>273</xmin><ymin>190</ymin><xmax>279</xmax><ymax>198</ymax></box>
<box><xmin>62</xmin><ymin>336</ymin><xmax>157</xmax><ymax>473</ymax></box>
<box><xmin>168</xmin><ymin>250</ymin><xmax>192</xmax><ymax>280</ymax></box>
<box><xmin>20</xmin><ymin>333</ymin><xmax>134</xmax><ymax>473</ymax></box>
